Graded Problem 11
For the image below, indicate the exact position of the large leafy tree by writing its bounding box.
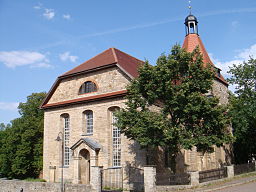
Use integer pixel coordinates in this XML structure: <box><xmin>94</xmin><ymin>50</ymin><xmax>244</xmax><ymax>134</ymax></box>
<box><xmin>228</xmin><ymin>58</ymin><xmax>256</xmax><ymax>163</ymax></box>
<box><xmin>0</xmin><ymin>92</ymin><xmax>46</xmax><ymax>179</ymax></box>
<box><xmin>115</xmin><ymin>45</ymin><xmax>232</xmax><ymax>167</ymax></box>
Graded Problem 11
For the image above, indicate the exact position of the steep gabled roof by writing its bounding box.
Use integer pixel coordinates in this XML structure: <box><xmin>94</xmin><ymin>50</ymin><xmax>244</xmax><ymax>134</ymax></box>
<box><xmin>41</xmin><ymin>48</ymin><xmax>143</xmax><ymax>109</ymax></box>
<box><xmin>61</xmin><ymin>47</ymin><xmax>143</xmax><ymax>78</ymax></box>
<box><xmin>182</xmin><ymin>34</ymin><xmax>228</xmax><ymax>85</ymax></box>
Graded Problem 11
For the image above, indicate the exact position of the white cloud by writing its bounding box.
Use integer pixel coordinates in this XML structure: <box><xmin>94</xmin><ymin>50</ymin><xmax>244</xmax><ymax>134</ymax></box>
<box><xmin>33</xmin><ymin>3</ymin><xmax>42</xmax><ymax>10</ymax></box>
<box><xmin>63</xmin><ymin>14</ymin><xmax>71</xmax><ymax>20</ymax></box>
<box><xmin>0</xmin><ymin>51</ymin><xmax>52</xmax><ymax>68</ymax></box>
<box><xmin>43</xmin><ymin>9</ymin><xmax>55</xmax><ymax>20</ymax></box>
<box><xmin>34</xmin><ymin>5</ymin><xmax>41</xmax><ymax>10</ymax></box>
<box><xmin>0</xmin><ymin>102</ymin><xmax>19</xmax><ymax>111</ymax></box>
<box><xmin>236</xmin><ymin>44</ymin><xmax>256</xmax><ymax>61</ymax></box>
<box><xmin>210</xmin><ymin>44</ymin><xmax>256</xmax><ymax>76</ymax></box>
<box><xmin>59</xmin><ymin>52</ymin><xmax>78</xmax><ymax>63</ymax></box>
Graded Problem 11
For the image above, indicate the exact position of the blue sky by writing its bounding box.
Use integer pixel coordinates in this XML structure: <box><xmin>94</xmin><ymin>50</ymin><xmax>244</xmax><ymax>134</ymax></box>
<box><xmin>1</xmin><ymin>0</ymin><xmax>256</xmax><ymax>124</ymax></box>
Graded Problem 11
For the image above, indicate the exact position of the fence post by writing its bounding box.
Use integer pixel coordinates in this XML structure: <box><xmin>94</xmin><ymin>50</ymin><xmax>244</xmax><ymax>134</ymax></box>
<box><xmin>190</xmin><ymin>171</ymin><xmax>199</xmax><ymax>186</ymax></box>
<box><xmin>144</xmin><ymin>166</ymin><xmax>156</xmax><ymax>192</ymax></box>
<box><xmin>90</xmin><ymin>166</ymin><xmax>103</xmax><ymax>192</ymax></box>
<box><xmin>226</xmin><ymin>165</ymin><xmax>234</xmax><ymax>178</ymax></box>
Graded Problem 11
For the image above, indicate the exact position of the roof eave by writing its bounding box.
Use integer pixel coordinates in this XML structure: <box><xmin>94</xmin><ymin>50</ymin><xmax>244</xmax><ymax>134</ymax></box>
<box><xmin>41</xmin><ymin>90</ymin><xmax>127</xmax><ymax>110</ymax></box>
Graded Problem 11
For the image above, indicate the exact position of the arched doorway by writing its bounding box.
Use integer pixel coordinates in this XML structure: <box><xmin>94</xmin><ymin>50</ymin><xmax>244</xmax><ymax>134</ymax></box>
<box><xmin>79</xmin><ymin>149</ymin><xmax>90</xmax><ymax>184</ymax></box>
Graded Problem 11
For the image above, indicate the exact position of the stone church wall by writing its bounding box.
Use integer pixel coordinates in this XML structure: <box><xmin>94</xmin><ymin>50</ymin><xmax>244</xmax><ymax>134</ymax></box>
<box><xmin>43</xmin><ymin>65</ymin><xmax>232</xmax><ymax>184</ymax></box>
<box><xmin>43</xmin><ymin>96</ymin><xmax>146</xmax><ymax>183</ymax></box>
<box><xmin>212</xmin><ymin>80</ymin><xmax>229</xmax><ymax>105</ymax></box>
<box><xmin>48</xmin><ymin>67</ymin><xmax>130</xmax><ymax>104</ymax></box>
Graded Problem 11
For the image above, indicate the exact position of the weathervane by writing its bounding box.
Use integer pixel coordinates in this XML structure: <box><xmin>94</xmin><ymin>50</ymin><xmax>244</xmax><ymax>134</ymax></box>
<box><xmin>188</xmin><ymin>0</ymin><xmax>192</xmax><ymax>14</ymax></box>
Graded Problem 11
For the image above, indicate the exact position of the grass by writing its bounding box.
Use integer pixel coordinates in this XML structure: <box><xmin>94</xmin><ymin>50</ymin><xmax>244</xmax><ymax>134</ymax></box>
<box><xmin>24</xmin><ymin>178</ymin><xmax>46</xmax><ymax>182</ymax></box>
<box><xmin>103</xmin><ymin>186</ymin><xmax>123</xmax><ymax>191</ymax></box>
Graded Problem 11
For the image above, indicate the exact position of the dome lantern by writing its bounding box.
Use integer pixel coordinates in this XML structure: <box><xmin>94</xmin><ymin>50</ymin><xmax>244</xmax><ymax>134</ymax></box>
<box><xmin>185</xmin><ymin>14</ymin><xmax>198</xmax><ymax>35</ymax></box>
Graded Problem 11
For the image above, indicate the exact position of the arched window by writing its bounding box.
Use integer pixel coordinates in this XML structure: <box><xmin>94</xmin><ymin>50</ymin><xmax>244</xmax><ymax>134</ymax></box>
<box><xmin>61</xmin><ymin>114</ymin><xmax>71</xmax><ymax>167</ymax></box>
<box><xmin>79</xmin><ymin>81</ymin><xmax>97</xmax><ymax>94</ymax></box>
<box><xmin>84</xmin><ymin>110</ymin><xmax>93</xmax><ymax>135</ymax></box>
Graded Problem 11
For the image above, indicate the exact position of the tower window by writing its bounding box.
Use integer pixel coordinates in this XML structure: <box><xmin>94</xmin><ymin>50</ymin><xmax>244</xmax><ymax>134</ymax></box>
<box><xmin>79</xmin><ymin>81</ymin><xmax>97</xmax><ymax>94</ymax></box>
<box><xmin>215</xmin><ymin>67</ymin><xmax>221</xmax><ymax>78</ymax></box>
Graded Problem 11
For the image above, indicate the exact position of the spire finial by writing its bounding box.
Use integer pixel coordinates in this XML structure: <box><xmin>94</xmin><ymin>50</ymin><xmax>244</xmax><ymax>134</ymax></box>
<box><xmin>188</xmin><ymin>0</ymin><xmax>192</xmax><ymax>14</ymax></box>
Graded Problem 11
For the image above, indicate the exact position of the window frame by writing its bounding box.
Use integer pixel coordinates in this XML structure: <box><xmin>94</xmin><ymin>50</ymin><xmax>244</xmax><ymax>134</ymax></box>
<box><xmin>111</xmin><ymin>110</ymin><xmax>121</xmax><ymax>167</ymax></box>
<box><xmin>85</xmin><ymin>110</ymin><xmax>93</xmax><ymax>135</ymax></box>
<box><xmin>62</xmin><ymin>114</ymin><xmax>71</xmax><ymax>167</ymax></box>
<box><xmin>79</xmin><ymin>81</ymin><xmax>97</xmax><ymax>95</ymax></box>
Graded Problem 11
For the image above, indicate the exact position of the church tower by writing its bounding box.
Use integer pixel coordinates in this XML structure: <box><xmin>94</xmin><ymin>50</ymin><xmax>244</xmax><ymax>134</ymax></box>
<box><xmin>181</xmin><ymin>12</ymin><xmax>232</xmax><ymax>171</ymax></box>
<box><xmin>182</xmin><ymin>13</ymin><xmax>229</xmax><ymax>105</ymax></box>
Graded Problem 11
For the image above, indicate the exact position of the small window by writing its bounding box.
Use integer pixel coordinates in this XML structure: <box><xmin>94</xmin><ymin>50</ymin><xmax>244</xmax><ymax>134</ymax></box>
<box><xmin>79</xmin><ymin>81</ymin><xmax>97</xmax><ymax>94</ymax></box>
<box><xmin>214</xmin><ymin>67</ymin><xmax>221</xmax><ymax>78</ymax></box>
<box><xmin>85</xmin><ymin>110</ymin><xmax>93</xmax><ymax>135</ymax></box>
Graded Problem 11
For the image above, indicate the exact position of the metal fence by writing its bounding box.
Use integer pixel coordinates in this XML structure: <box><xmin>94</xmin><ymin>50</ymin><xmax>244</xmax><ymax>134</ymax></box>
<box><xmin>101</xmin><ymin>166</ymin><xmax>144</xmax><ymax>192</ymax></box>
<box><xmin>199</xmin><ymin>167</ymin><xmax>227</xmax><ymax>183</ymax></box>
<box><xmin>234</xmin><ymin>162</ymin><xmax>256</xmax><ymax>175</ymax></box>
<box><xmin>101</xmin><ymin>167</ymin><xmax>123</xmax><ymax>191</ymax></box>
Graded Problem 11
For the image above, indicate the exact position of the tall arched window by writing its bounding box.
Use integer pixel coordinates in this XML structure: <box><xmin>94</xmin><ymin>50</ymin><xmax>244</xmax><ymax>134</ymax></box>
<box><xmin>61</xmin><ymin>114</ymin><xmax>71</xmax><ymax>167</ymax></box>
<box><xmin>79</xmin><ymin>81</ymin><xmax>97</xmax><ymax>94</ymax></box>
<box><xmin>109</xmin><ymin>107</ymin><xmax>121</xmax><ymax>167</ymax></box>
<box><xmin>84</xmin><ymin>110</ymin><xmax>93</xmax><ymax>135</ymax></box>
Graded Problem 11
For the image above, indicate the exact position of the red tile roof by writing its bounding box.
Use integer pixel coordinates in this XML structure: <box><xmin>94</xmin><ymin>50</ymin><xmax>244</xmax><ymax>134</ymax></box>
<box><xmin>61</xmin><ymin>48</ymin><xmax>143</xmax><ymax>78</ymax></box>
<box><xmin>182</xmin><ymin>34</ymin><xmax>228</xmax><ymax>85</ymax></box>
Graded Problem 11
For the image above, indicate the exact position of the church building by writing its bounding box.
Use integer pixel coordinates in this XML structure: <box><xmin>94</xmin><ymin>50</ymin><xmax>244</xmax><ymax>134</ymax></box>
<box><xmin>41</xmin><ymin>14</ymin><xmax>231</xmax><ymax>186</ymax></box>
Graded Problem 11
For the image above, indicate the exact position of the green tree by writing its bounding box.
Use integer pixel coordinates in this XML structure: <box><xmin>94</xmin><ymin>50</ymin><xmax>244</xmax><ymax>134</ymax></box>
<box><xmin>228</xmin><ymin>58</ymin><xmax>256</xmax><ymax>163</ymax></box>
<box><xmin>0</xmin><ymin>123</ymin><xmax>5</xmax><ymax>131</ymax></box>
<box><xmin>0</xmin><ymin>92</ymin><xmax>46</xmax><ymax>179</ymax></box>
<box><xmin>115</xmin><ymin>45</ymin><xmax>232</xmax><ymax>169</ymax></box>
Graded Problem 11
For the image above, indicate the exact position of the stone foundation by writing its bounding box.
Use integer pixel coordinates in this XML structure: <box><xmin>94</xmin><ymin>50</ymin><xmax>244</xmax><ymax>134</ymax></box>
<box><xmin>0</xmin><ymin>180</ymin><xmax>91</xmax><ymax>192</ymax></box>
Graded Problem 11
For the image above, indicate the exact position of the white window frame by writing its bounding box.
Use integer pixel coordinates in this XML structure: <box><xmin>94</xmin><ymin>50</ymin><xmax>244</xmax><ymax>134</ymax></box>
<box><xmin>86</xmin><ymin>111</ymin><xmax>93</xmax><ymax>135</ymax></box>
<box><xmin>112</xmin><ymin>113</ymin><xmax>121</xmax><ymax>167</ymax></box>
<box><xmin>64</xmin><ymin>116</ymin><xmax>71</xmax><ymax>167</ymax></box>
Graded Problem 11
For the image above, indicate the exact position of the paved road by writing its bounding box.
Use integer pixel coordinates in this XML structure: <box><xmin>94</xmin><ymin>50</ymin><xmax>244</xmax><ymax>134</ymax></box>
<box><xmin>181</xmin><ymin>175</ymin><xmax>256</xmax><ymax>192</ymax></box>
<box><xmin>212</xmin><ymin>181</ymin><xmax>256</xmax><ymax>192</ymax></box>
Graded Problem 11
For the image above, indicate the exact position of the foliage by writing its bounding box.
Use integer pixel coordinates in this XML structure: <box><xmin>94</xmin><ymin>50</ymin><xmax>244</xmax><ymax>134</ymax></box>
<box><xmin>115</xmin><ymin>45</ymin><xmax>232</xmax><ymax>164</ymax></box>
<box><xmin>228</xmin><ymin>58</ymin><xmax>256</xmax><ymax>163</ymax></box>
<box><xmin>0</xmin><ymin>92</ymin><xmax>46</xmax><ymax>179</ymax></box>
<box><xmin>24</xmin><ymin>178</ymin><xmax>46</xmax><ymax>182</ymax></box>
<box><xmin>0</xmin><ymin>123</ymin><xmax>5</xmax><ymax>131</ymax></box>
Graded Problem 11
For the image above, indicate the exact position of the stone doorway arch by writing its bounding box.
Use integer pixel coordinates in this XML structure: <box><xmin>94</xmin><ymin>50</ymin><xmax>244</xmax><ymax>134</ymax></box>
<box><xmin>79</xmin><ymin>149</ymin><xmax>90</xmax><ymax>184</ymax></box>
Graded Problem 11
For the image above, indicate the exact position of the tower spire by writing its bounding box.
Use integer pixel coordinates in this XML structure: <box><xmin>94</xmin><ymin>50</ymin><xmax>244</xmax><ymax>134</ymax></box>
<box><xmin>188</xmin><ymin>0</ymin><xmax>192</xmax><ymax>15</ymax></box>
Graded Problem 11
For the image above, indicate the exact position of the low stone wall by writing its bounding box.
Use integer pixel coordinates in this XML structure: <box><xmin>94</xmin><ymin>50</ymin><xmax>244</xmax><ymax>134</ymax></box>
<box><xmin>0</xmin><ymin>180</ymin><xmax>91</xmax><ymax>192</ymax></box>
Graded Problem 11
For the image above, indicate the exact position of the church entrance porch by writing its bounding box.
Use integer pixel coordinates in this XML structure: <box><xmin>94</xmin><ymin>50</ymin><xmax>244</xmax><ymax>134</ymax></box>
<box><xmin>70</xmin><ymin>138</ymin><xmax>101</xmax><ymax>184</ymax></box>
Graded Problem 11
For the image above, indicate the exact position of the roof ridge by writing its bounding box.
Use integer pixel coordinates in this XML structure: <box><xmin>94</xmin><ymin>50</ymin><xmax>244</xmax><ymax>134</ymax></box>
<box><xmin>112</xmin><ymin>47</ymin><xmax>144</xmax><ymax>63</ymax></box>
<box><xmin>60</xmin><ymin>48</ymin><xmax>115</xmax><ymax>77</ymax></box>
<box><xmin>111</xmin><ymin>47</ymin><xmax>118</xmax><ymax>63</ymax></box>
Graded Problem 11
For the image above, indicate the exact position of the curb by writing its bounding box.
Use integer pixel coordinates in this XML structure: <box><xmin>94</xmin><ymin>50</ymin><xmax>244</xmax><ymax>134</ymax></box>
<box><xmin>199</xmin><ymin>178</ymin><xmax>256</xmax><ymax>192</ymax></box>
